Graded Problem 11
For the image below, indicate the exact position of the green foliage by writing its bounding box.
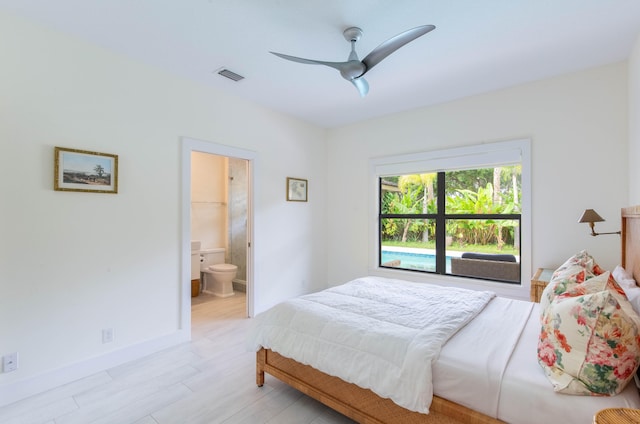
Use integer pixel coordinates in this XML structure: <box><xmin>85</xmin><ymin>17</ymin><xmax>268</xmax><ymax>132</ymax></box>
<box><xmin>381</xmin><ymin>188</ymin><xmax>424</xmax><ymax>242</ymax></box>
<box><xmin>381</xmin><ymin>166</ymin><xmax>521</xmax><ymax>250</ymax></box>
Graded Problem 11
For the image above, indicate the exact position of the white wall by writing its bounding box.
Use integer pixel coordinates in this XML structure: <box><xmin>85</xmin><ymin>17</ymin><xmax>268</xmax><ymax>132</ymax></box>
<box><xmin>630</xmin><ymin>33</ymin><xmax>640</xmax><ymax>204</ymax></box>
<box><xmin>0</xmin><ymin>11</ymin><xmax>327</xmax><ymax>405</ymax></box>
<box><xmin>326</xmin><ymin>63</ymin><xmax>629</xmax><ymax>298</ymax></box>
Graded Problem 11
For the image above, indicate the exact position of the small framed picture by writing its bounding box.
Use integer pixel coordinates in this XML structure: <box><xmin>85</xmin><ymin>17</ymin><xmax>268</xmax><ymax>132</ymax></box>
<box><xmin>54</xmin><ymin>147</ymin><xmax>118</xmax><ymax>194</ymax></box>
<box><xmin>286</xmin><ymin>177</ymin><xmax>307</xmax><ymax>202</ymax></box>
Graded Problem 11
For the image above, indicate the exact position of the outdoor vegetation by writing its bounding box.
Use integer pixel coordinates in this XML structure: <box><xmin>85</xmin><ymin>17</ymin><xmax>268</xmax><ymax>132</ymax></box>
<box><xmin>381</xmin><ymin>166</ymin><xmax>521</xmax><ymax>255</ymax></box>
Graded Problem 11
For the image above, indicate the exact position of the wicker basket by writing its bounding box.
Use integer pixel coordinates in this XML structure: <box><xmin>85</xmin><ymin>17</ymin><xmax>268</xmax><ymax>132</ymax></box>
<box><xmin>593</xmin><ymin>408</ymin><xmax>640</xmax><ymax>424</ymax></box>
<box><xmin>191</xmin><ymin>279</ymin><xmax>200</xmax><ymax>297</ymax></box>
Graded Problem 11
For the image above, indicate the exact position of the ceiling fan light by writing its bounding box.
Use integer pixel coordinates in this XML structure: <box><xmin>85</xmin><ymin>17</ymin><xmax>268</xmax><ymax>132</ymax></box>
<box><xmin>339</xmin><ymin>61</ymin><xmax>366</xmax><ymax>81</ymax></box>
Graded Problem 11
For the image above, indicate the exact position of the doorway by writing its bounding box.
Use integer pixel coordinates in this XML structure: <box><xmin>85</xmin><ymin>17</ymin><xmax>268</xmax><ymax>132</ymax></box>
<box><xmin>180</xmin><ymin>137</ymin><xmax>255</xmax><ymax>334</ymax></box>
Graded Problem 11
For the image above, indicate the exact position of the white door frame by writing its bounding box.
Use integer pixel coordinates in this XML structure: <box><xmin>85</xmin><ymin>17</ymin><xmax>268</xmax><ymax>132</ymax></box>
<box><xmin>180</xmin><ymin>137</ymin><xmax>256</xmax><ymax>333</ymax></box>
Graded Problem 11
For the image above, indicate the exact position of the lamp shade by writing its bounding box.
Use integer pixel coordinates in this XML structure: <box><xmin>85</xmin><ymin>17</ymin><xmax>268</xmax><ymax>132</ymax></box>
<box><xmin>578</xmin><ymin>209</ymin><xmax>605</xmax><ymax>223</ymax></box>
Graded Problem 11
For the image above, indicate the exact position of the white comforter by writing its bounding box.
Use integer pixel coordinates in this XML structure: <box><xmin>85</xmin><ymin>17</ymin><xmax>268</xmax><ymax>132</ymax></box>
<box><xmin>247</xmin><ymin>276</ymin><xmax>495</xmax><ymax>413</ymax></box>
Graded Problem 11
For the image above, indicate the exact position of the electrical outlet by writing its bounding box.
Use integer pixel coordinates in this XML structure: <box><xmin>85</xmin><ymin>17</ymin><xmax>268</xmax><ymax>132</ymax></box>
<box><xmin>3</xmin><ymin>352</ymin><xmax>18</xmax><ymax>373</ymax></box>
<box><xmin>102</xmin><ymin>328</ymin><xmax>114</xmax><ymax>344</ymax></box>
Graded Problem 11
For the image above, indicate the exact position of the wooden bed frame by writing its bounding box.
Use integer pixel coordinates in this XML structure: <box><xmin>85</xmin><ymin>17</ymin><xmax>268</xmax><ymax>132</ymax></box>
<box><xmin>622</xmin><ymin>205</ymin><xmax>640</xmax><ymax>283</ymax></box>
<box><xmin>255</xmin><ymin>206</ymin><xmax>640</xmax><ymax>424</ymax></box>
<box><xmin>256</xmin><ymin>348</ymin><xmax>499</xmax><ymax>424</ymax></box>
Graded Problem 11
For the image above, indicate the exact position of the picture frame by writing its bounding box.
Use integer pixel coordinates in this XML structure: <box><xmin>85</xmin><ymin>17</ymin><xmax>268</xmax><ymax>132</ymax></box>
<box><xmin>286</xmin><ymin>177</ymin><xmax>307</xmax><ymax>202</ymax></box>
<box><xmin>54</xmin><ymin>147</ymin><xmax>118</xmax><ymax>194</ymax></box>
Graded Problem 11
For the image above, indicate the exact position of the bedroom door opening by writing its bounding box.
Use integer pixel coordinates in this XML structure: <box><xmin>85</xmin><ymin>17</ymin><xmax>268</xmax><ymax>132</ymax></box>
<box><xmin>181</xmin><ymin>137</ymin><xmax>255</xmax><ymax>332</ymax></box>
<box><xmin>191</xmin><ymin>152</ymin><xmax>249</xmax><ymax>306</ymax></box>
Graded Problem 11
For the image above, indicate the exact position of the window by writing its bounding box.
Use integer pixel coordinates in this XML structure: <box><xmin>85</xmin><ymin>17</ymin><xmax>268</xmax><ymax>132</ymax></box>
<box><xmin>380</xmin><ymin>167</ymin><xmax>521</xmax><ymax>283</ymax></box>
<box><xmin>371</xmin><ymin>140</ymin><xmax>530</xmax><ymax>288</ymax></box>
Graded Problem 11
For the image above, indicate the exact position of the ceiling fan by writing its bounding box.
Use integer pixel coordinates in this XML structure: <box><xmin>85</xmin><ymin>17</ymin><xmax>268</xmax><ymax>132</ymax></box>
<box><xmin>270</xmin><ymin>24</ymin><xmax>435</xmax><ymax>97</ymax></box>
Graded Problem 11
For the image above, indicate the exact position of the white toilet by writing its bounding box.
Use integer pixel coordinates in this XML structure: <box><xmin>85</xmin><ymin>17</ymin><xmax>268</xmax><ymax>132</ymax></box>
<box><xmin>200</xmin><ymin>248</ymin><xmax>237</xmax><ymax>297</ymax></box>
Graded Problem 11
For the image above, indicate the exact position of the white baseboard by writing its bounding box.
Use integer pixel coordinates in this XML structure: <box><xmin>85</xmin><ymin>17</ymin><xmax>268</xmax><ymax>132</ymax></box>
<box><xmin>0</xmin><ymin>329</ymin><xmax>190</xmax><ymax>408</ymax></box>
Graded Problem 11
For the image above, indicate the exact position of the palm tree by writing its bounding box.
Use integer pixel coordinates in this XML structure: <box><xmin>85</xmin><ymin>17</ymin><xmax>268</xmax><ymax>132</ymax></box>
<box><xmin>508</xmin><ymin>165</ymin><xmax>522</xmax><ymax>249</ymax></box>
<box><xmin>398</xmin><ymin>173</ymin><xmax>436</xmax><ymax>242</ymax></box>
<box><xmin>493</xmin><ymin>167</ymin><xmax>504</xmax><ymax>248</ymax></box>
<box><xmin>389</xmin><ymin>187</ymin><xmax>422</xmax><ymax>242</ymax></box>
<box><xmin>493</xmin><ymin>167</ymin><xmax>502</xmax><ymax>205</ymax></box>
<box><xmin>493</xmin><ymin>166</ymin><xmax>522</xmax><ymax>250</ymax></box>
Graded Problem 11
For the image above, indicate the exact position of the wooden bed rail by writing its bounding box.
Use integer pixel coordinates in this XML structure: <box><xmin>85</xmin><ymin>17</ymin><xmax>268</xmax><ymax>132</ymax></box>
<box><xmin>257</xmin><ymin>348</ymin><xmax>504</xmax><ymax>424</ymax></box>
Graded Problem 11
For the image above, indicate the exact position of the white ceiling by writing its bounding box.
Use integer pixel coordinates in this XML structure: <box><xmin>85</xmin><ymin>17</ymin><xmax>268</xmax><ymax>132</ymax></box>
<box><xmin>2</xmin><ymin>0</ymin><xmax>640</xmax><ymax>128</ymax></box>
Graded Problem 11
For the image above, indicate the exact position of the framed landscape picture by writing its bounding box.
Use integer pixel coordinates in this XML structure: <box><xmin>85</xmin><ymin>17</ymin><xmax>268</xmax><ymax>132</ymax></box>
<box><xmin>54</xmin><ymin>147</ymin><xmax>118</xmax><ymax>193</ymax></box>
<box><xmin>286</xmin><ymin>177</ymin><xmax>307</xmax><ymax>202</ymax></box>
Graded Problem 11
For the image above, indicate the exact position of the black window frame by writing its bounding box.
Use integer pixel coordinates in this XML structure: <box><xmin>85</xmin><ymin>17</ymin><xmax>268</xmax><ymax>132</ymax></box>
<box><xmin>378</xmin><ymin>171</ymin><xmax>522</xmax><ymax>283</ymax></box>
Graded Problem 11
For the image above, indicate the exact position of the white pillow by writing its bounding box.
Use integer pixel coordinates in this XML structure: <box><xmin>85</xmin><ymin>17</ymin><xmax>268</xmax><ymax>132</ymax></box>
<box><xmin>625</xmin><ymin>287</ymin><xmax>640</xmax><ymax>315</ymax></box>
<box><xmin>613</xmin><ymin>265</ymin><xmax>640</xmax><ymax>315</ymax></box>
<box><xmin>613</xmin><ymin>265</ymin><xmax>636</xmax><ymax>289</ymax></box>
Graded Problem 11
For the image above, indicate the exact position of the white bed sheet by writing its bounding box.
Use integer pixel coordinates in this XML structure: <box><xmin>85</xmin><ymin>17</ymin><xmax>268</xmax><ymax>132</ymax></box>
<box><xmin>433</xmin><ymin>296</ymin><xmax>533</xmax><ymax>417</ymax></box>
<box><xmin>435</xmin><ymin>300</ymin><xmax>640</xmax><ymax>424</ymax></box>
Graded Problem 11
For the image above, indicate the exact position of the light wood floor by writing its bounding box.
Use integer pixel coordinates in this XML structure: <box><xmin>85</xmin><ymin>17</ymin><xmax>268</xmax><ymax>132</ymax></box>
<box><xmin>0</xmin><ymin>293</ymin><xmax>355</xmax><ymax>424</ymax></box>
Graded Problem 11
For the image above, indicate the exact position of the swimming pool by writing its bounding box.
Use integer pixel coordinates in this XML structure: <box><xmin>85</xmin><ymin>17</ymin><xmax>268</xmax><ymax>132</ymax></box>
<box><xmin>381</xmin><ymin>249</ymin><xmax>452</xmax><ymax>272</ymax></box>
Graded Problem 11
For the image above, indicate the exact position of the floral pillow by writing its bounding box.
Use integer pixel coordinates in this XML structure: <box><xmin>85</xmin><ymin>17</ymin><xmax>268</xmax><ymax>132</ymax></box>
<box><xmin>538</xmin><ymin>271</ymin><xmax>640</xmax><ymax>395</ymax></box>
<box><xmin>539</xmin><ymin>250</ymin><xmax>599</xmax><ymax>312</ymax></box>
<box><xmin>555</xmin><ymin>270</ymin><xmax>627</xmax><ymax>300</ymax></box>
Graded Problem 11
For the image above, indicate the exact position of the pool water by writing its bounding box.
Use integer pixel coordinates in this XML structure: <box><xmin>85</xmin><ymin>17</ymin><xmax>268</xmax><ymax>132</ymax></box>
<box><xmin>381</xmin><ymin>250</ymin><xmax>452</xmax><ymax>272</ymax></box>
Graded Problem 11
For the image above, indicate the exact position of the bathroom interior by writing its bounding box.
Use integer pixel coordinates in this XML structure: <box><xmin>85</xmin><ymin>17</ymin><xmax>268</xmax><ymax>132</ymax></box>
<box><xmin>190</xmin><ymin>151</ymin><xmax>248</xmax><ymax>307</ymax></box>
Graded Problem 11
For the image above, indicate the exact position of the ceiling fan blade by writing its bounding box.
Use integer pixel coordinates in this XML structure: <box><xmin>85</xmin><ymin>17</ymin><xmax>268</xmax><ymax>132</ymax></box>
<box><xmin>352</xmin><ymin>77</ymin><xmax>369</xmax><ymax>97</ymax></box>
<box><xmin>361</xmin><ymin>25</ymin><xmax>435</xmax><ymax>73</ymax></box>
<box><xmin>271</xmin><ymin>25</ymin><xmax>433</xmax><ymax>97</ymax></box>
<box><xmin>270</xmin><ymin>51</ymin><xmax>347</xmax><ymax>72</ymax></box>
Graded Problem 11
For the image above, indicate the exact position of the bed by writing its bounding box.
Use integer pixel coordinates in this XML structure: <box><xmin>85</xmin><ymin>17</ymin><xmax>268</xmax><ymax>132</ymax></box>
<box><xmin>249</xmin><ymin>205</ymin><xmax>640</xmax><ymax>424</ymax></box>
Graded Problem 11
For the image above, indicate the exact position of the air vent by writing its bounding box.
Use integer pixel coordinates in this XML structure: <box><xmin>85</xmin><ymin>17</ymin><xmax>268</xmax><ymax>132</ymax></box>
<box><xmin>215</xmin><ymin>68</ymin><xmax>245</xmax><ymax>82</ymax></box>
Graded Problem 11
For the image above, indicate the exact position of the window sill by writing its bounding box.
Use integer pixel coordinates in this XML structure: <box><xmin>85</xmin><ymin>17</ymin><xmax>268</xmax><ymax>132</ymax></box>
<box><xmin>369</xmin><ymin>266</ymin><xmax>530</xmax><ymax>301</ymax></box>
